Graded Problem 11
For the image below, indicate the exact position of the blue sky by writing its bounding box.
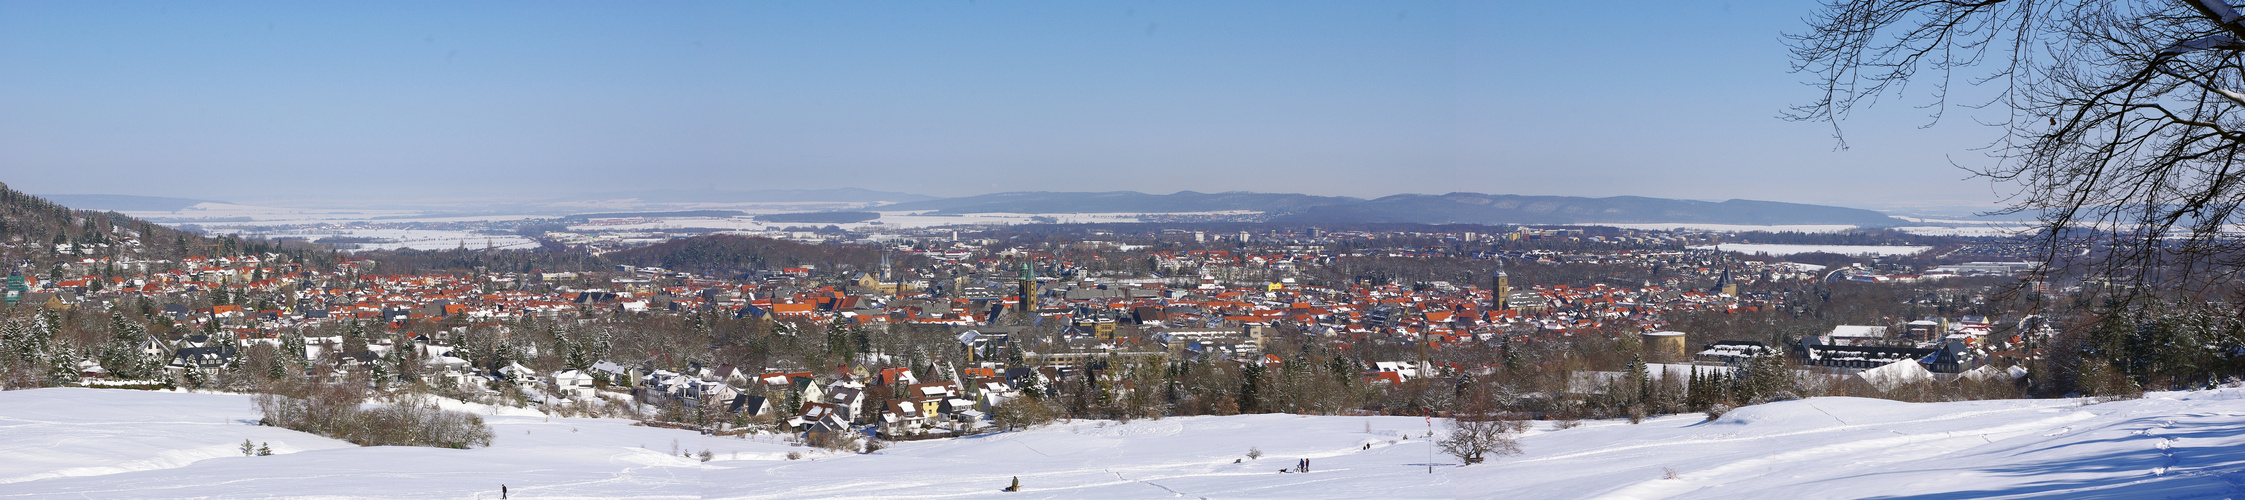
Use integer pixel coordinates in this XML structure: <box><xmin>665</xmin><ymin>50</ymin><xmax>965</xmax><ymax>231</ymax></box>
<box><xmin>0</xmin><ymin>1</ymin><xmax>2006</xmax><ymax>213</ymax></box>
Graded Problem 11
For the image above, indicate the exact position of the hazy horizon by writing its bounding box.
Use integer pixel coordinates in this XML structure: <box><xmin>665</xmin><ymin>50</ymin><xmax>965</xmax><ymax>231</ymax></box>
<box><xmin>3</xmin><ymin>1</ymin><xmax>2010</xmax><ymax>214</ymax></box>
<box><xmin>20</xmin><ymin>188</ymin><xmax>2028</xmax><ymax>222</ymax></box>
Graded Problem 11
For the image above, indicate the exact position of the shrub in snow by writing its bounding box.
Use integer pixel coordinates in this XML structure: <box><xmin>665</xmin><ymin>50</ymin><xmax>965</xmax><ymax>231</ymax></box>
<box><xmin>1246</xmin><ymin>447</ymin><xmax>1263</xmax><ymax>460</ymax></box>
<box><xmin>806</xmin><ymin>430</ymin><xmax>857</xmax><ymax>452</ymax></box>
<box><xmin>2079</xmin><ymin>362</ymin><xmax>2144</xmax><ymax>402</ymax></box>
<box><xmin>1703</xmin><ymin>403</ymin><xmax>1733</xmax><ymax>422</ymax></box>
<box><xmin>253</xmin><ymin>381</ymin><xmax>493</xmax><ymax>449</ymax></box>
<box><xmin>990</xmin><ymin>396</ymin><xmax>1063</xmax><ymax>431</ymax></box>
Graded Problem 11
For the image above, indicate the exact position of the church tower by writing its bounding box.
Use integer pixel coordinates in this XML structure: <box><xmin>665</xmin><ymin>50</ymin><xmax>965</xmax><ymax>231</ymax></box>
<box><xmin>1716</xmin><ymin>256</ymin><xmax>1738</xmax><ymax>297</ymax></box>
<box><xmin>1017</xmin><ymin>261</ymin><xmax>1036</xmax><ymax>316</ymax></box>
<box><xmin>1492</xmin><ymin>263</ymin><xmax>1510</xmax><ymax>311</ymax></box>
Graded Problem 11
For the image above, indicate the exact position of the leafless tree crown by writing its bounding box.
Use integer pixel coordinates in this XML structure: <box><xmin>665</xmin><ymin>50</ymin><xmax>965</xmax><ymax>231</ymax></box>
<box><xmin>1789</xmin><ymin>0</ymin><xmax>2245</xmax><ymax>300</ymax></box>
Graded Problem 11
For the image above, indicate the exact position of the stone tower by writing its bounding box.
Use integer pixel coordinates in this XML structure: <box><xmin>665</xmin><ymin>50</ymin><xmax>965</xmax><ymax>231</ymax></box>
<box><xmin>1492</xmin><ymin>263</ymin><xmax>1510</xmax><ymax>311</ymax></box>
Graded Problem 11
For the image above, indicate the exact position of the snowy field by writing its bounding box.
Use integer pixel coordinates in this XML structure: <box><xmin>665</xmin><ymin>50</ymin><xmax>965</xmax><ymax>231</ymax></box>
<box><xmin>8</xmin><ymin>387</ymin><xmax>2245</xmax><ymax>499</ymax></box>
<box><xmin>114</xmin><ymin>202</ymin><xmax>1271</xmax><ymax>252</ymax></box>
<box><xmin>1692</xmin><ymin>243</ymin><xmax>1932</xmax><ymax>257</ymax></box>
<box><xmin>1581</xmin><ymin>223</ymin><xmax>1862</xmax><ymax>234</ymax></box>
<box><xmin>1570</xmin><ymin>221</ymin><xmax>2035</xmax><ymax>238</ymax></box>
<box><xmin>1892</xmin><ymin>223</ymin><xmax>2032</xmax><ymax>237</ymax></box>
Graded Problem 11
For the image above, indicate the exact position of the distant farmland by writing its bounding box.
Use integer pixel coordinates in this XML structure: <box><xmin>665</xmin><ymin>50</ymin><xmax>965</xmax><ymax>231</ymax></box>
<box><xmin>754</xmin><ymin>211</ymin><xmax>879</xmax><ymax>224</ymax></box>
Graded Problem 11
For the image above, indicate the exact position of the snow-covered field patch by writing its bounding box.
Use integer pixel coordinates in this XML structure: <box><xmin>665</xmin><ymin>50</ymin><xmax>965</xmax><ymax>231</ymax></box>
<box><xmin>1579</xmin><ymin>223</ymin><xmax>1861</xmax><ymax>233</ymax></box>
<box><xmin>1692</xmin><ymin>243</ymin><xmax>1931</xmax><ymax>256</ymax></box>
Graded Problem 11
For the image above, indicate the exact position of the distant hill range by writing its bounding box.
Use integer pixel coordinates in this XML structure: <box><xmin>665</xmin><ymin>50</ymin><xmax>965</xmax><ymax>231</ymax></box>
<box><xmin>879</xmin><ymin>191</ymin><xmax>1909</xmax><ymax>227</ymax></box>
<box><xmin>36</xmin><ymin>194</ymin><xmax>227</xmax><ymax>212</ymax></box>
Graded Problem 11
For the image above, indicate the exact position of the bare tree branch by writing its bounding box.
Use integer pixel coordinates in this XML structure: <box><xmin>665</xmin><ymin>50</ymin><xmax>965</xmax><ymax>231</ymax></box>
<box><xmin>1792</xmin><ymin>0</ymin><xmax>2245</xmax><ymax>305</ymax></box>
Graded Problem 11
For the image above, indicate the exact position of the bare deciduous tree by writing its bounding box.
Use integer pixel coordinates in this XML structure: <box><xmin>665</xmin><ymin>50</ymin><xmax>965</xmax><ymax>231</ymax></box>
<box><xmin>1439</xmin><ymin>413</ymin><xmax>1527</xmax><ymax>465</ymax></box>
<box><xmin>1789</xmin><ymin>0</ymin><xmax>2245</xmax><ymax>299</ymax></box>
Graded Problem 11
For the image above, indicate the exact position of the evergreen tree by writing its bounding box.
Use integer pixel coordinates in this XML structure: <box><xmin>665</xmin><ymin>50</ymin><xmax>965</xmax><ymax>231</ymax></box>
<box><xmin>0</xmin><ymin>317</ymin><xmax>50</xmax><ymax>379</ymax></box>
<box><xmin>281</xmin><ymin>333</ymin><xmax>309</xmax><ymax>369</ymax></box>
<box><xmin>1500</xmin><ymin>334</ymin><xmax>1521</xmax><ymax>372</ymax></box>
<box><xmin>1734</xmin><ymin>350</ymin><xmax>1792</xmax><ymax>404</ymax></box>
<box><xmin>1238</xmin><ymin>364</ymin><xmax>1263</xmax><ymax>414</ymax></box>
<box><xmin>1015</xmin><ymin>369</ymin><xmax>1043</xmax><ymax>399</ymax></box>
<box><xmin>1628</xmin><ymin>354</ymin><xmax>1651</xmax><ymax>406</ymax></box>
<box><xmin>554</xmin><ymin>325</ymin><xmax>612</xmax><ymax>371</ymax></box>
<box><xmin>342</xmin><ymin>321</ymin><xmax>369</xmax><ymax>355</ymax></box>
<box><xmin>99</xmin><ymin>311</ymin><xmax>156</xmax><ymax>379</ymax></box>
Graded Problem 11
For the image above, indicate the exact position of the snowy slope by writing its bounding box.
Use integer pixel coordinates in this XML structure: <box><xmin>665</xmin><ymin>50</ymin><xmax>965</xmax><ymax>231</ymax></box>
<box><xmin>0</xmin><ymin>389</ymin><xmax>724</xmax><ymax>499</ymax></box>
<box><xmin>703</xmin><ymin>413</ymin><xmax>1461</xmax><ymax>499</ymax></box>
<box><xmin>6</xmin><ymin>387</ymin><xmax>2245</xmax><ymax>498</ymax></box>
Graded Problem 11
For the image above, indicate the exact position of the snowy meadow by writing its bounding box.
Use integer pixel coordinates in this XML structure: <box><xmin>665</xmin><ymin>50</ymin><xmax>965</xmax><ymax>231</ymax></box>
<box><xmin>5</xmin><ymin>387</ymin><xmax>2245</xmax><ymax>499</ymax></box>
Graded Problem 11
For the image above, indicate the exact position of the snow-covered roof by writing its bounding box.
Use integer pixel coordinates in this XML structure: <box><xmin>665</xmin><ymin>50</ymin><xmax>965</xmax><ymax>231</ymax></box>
<box><xmin>1857</xmin><ymin>360</ymin><xmax>1932</xmax><ymax>391</ymax></box>
<box><xmin>1830</xmin><ymin>325</ymin><xmax>1888</xmax><ymax>339</ymax></box>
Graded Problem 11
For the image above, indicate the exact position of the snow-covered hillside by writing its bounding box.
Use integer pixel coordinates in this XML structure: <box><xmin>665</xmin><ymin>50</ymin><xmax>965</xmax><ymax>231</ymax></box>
<box><xmin>5</xmin><ymin>387</ymin><xmax>2244</xmax><ymax>499</ymax></box>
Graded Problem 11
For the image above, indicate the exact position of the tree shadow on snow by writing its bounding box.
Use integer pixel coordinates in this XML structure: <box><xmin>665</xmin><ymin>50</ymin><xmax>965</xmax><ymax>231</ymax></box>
<box><xmin>1862</xmin><ymin>421</ymin><xmax>2245</xmax><ymax>499</ymax></box>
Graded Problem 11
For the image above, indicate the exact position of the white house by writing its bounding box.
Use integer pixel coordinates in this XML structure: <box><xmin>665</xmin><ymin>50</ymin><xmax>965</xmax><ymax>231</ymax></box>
<box><xmin>497</xmin><ymin>361</ymin><xmax>540</xmax><ymax>390</ymax></box>
<box><xmin>588</xmin><ymin>361</ymin><xmax>638</xmax><ymax>385</ymax></box>
<box><xmin>552</xmin><ymin>369</ymin><xmax>596</xmax><ymax>398</ymax></box>
<box><xmin>418</xmin><ymin>344</ymin><xmax>475</xmax><ymax>385</ymax></box>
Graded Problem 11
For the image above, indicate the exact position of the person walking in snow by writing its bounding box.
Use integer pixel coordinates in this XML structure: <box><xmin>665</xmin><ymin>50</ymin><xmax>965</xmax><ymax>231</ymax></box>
<box><xmin>501</xmin><ymin>484</ymin><xmax>508</xmax><ymax>499</ymax></box>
